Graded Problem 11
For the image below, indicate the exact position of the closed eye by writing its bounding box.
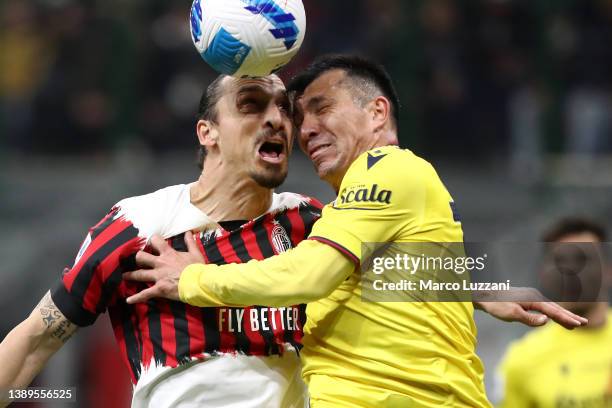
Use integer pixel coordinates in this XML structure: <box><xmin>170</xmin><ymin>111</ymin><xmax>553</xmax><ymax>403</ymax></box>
<box><xmin>238</xmin><ymin>98</ymin><xmax>264</xmax><ymax>113</ymax></box>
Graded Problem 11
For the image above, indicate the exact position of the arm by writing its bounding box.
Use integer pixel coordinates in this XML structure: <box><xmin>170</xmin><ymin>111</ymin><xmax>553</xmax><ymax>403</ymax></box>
<box><xmin>125</xmin><ymin>235</ymin><xmax>355</xmax><ymax>307</ymax></box>
<box><xmin>125</xmin><ymin>234</ymin><xmax>588</xmax><ymax>328</ymax></box>
<box><xmin>180</xmin><ymin>239</ymin><xmax>355</xmax><ymax>307</ymax></box>
<box><xmin>473</xmin><ymin>287</ymin><xmax>587</xmax><ymax>329</ymax></box>
<box><xmin>0</xmin><ymin>291</ymin><xmax>77</xmax><ymax>406</ymax></box>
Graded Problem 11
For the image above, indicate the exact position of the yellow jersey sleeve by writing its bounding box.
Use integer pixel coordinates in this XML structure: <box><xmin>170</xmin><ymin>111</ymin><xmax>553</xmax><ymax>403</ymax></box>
<box><xmin>309</xmin><ymin>145</ymin><xmax>458</xmax><ymax>261</ymax></box>
<box><xmin>178</xmin><ymin>239</ymin><xmax>354</xmax><ymax>307</ymax></box>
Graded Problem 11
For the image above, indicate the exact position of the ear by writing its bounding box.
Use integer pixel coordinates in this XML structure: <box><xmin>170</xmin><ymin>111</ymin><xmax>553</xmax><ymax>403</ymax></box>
<box><xmin>196</xmin><ymin>119</ymin><xmax>219</xmax><ymax>149</ymax></box>
<box><xmin>368</xmin><ymin>96</ymin><xmax>391</xmax><ymax>132</ymax></box>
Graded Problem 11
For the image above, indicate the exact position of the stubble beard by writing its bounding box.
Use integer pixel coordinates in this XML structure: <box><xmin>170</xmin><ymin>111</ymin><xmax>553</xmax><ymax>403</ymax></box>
<box><xmin>249</xmin><ymin>166</ymin><xmax>287</xmax><ymax>189</ymax></box>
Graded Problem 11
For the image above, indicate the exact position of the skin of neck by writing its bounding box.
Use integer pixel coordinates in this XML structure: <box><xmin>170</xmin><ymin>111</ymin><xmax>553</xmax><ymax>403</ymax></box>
<box><xmin>190</xmin><ymin>155</ymin><xmax>273</xmax><ymax>222</ymax></box>
<box><xmin>328</xmin><ymin>127</ymin><xmax>398</xmax><ymax>193</ymax></box>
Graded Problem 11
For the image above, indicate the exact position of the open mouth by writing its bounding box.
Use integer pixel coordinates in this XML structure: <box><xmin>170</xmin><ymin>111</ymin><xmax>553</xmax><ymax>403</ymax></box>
<box><xmin>258</xmin><ymin>141</ymin><xmax>286</xmax><ymax>164</ymax></box>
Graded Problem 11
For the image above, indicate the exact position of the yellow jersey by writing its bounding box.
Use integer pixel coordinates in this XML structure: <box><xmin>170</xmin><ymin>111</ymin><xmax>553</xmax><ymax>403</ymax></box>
<box><xmin>497</xmin><ymin>310</ymin><xmax>612</xmax><ymax>408</ymax></box>
<box><xmin>178</xmin><ymin>146</ymin><xmax>491</xmax><ymax>407</ymax></box>
<box><xmin>304</xmin><ymin>146</ymin><xmax>490</xmax><ymax>407</ymax></box>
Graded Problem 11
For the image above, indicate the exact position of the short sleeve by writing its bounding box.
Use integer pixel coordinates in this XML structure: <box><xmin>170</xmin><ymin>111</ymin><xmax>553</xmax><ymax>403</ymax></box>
<box><xmin>309</xmin><ymin>147</ymin><xmax>424</xmax><ymax>263</ymax></box>
<box><xmin>50</xmin><ymin>207</ymin><xmax>145</xmax><ymax>326</ymax></box>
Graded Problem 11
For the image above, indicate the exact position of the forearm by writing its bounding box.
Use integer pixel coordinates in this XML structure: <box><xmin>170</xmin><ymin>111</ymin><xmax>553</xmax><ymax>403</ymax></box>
<box><xmin>0</xmin><ymin>318</ymin><xmax>52</xmax><ymax>389</ymax></box>
<box><xmin>179</xmin><ymin>239</ymin><xmax>355</xmax><ymax>307</ymax></box>
<box><xmin>0</xmin><ymin>292</ymin><xmax>76</xmax><ymax>404</ymax></box>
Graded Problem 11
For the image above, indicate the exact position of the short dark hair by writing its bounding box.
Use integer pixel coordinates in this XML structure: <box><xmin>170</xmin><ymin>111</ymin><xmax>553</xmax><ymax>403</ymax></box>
<box><xmin>196</xmin><ymin>74</ymin><xmax>227</xmax><ymax>169</ymax></box>
<box><xmin>287</xmin><ymin>54</ymin><xmax>400</xmax><ymax>129</ymax></box>
<box><xmin>542</xmin><ymin>217</ymin><xmax>607</xmax><ymax>242</ymax></box>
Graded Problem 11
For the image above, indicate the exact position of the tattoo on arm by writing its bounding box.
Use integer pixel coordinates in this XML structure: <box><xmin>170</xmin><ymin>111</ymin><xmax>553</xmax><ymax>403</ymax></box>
<box><xmin>36</xmin><ymin>292</ymin><xmax>77</xmax><ymax>343</ymax></box>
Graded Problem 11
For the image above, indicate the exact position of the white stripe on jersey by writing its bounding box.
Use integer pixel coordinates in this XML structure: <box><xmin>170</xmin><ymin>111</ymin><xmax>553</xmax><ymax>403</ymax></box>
<box><xmin>132</xmin><ymin>352</ymin><xmax>307</xmax><ymax>408</ymax></box>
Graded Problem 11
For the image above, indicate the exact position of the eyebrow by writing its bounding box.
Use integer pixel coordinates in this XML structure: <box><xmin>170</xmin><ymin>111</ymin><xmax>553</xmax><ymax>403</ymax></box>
<box><xmin>303</xmin><ymin>95</ymin><xmax>332</xmax><ymax>111</ymax></box>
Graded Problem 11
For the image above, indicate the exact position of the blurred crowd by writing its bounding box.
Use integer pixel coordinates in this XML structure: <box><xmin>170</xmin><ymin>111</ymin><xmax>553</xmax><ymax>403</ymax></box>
<box><xmin>1</xmin><ymin>0</ymin><xmax>611</xmax><ymax>161</ymax></box>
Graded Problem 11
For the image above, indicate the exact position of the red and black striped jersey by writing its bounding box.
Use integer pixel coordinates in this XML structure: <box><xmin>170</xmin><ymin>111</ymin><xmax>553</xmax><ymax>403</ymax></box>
<box><xmin>50</xmin><ymin>184</ymin><xmax>322</xmax><ymax>384</ymax></box>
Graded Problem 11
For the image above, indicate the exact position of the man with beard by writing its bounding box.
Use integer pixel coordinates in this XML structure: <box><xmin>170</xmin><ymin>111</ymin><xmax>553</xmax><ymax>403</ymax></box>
<box><xmin>0</xmin><ymin>74</ymin><xmax>322</xmax><ymax>407</ymax></box>
<box><xmin>496</xmin><ymin>217</ymin><xmax>612</xmax><ymax>408</ymax></box>
<box><xmin>124</xmin><ymin>55</ymin><xmax>588</xmax><ymax>407</ymax></box>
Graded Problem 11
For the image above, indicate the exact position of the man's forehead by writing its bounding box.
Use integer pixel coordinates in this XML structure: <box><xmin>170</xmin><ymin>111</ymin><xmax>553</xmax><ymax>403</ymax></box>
<box><xmin>223</xmin><ymin>74</ymin><xmax>286</xmax><ymax>95</ymax></box>
<box><xmin>300</xmin><ymin>69</ymin><xmax>348</xmax><ymax>102</ymax></box>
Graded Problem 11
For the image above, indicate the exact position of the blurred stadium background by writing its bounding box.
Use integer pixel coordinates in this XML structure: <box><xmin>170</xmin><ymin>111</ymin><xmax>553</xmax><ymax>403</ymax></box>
<box><xmin>1</xmin><ymin>0</ymin><xmax>611</xmax><ymax>406</ymax></box>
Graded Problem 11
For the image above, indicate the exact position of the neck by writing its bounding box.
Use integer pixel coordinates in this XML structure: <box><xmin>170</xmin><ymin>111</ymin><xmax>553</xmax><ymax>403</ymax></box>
<box><xmin>190</xmin><ymin>160</ymin><xmax>273</xmax><ymax>222</ymax></box>
<box><xmin>581</xmin><ymin>302</ymin><xmax>609</xmax><ymax>329</ymax></box>
<box><xmin>329</xmin><ymin>130</ymin><xmax>398</xmax><ymax>192</ymax></box>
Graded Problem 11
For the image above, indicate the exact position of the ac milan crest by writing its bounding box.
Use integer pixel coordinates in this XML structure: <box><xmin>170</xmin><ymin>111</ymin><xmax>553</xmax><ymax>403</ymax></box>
<box><xmin>271</xmin><ymin>221</ymin><xmax>292</xmax><ymax>253</ymax></box>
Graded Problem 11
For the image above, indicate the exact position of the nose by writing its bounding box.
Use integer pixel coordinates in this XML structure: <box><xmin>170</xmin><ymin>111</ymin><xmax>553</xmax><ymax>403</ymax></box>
<box><xmin>264</xmin><ymin>103</ymin><xmax>284</xmax><ymax>131</ymax></box>
<box><xmin>299</xmin><ymin>112</ymin><xmax>319</xmax><ymax>151</ymax></box>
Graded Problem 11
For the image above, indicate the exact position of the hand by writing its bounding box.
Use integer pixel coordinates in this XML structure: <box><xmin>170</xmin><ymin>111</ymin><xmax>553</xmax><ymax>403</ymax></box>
<box><xmin>474</xmin><ymin>287</ymin><xmax>588</xmax><ymax>329</ymax></box>
<box><xmin>123</xmin><ymin>231</ymin><xmax>205</xmax><ymax>304</ymax></box>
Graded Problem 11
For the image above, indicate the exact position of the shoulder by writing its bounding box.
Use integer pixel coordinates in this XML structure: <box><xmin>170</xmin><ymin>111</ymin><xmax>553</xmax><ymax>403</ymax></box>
<box><xmin>335</xmin><ymin>146</ymin><xmax>439</xmax><ymax>211</ymax></box>
<box><xmin>271</xmin><ymin>192</ymin><xmax>324</xmax><ymax>213</ymax></box>
<box><xmin>347</xmin><ymin>145</ymin><xmax>428</xmax><ymax>173</ymax></box>
<box><xmin>343</xmin><ymin>146</ymin><xmax>436</xmax><ymax>189</ymax></box>
<box><xmin>114</xmin><ymin>184</ymin><xmax>193</xmax><ymax>239</ymax></box>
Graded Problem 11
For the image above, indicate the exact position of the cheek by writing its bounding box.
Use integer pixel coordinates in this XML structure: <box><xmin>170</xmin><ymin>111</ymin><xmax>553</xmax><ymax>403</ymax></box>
<box><xmin>327</xmin><ymin>115</ymin><xmax>356</xmax><ymax>145</ymax></box>
<box><xmin>297</xmin><ymin>129</ymin><xmax>308</xmax><ymax>152</ymax></box>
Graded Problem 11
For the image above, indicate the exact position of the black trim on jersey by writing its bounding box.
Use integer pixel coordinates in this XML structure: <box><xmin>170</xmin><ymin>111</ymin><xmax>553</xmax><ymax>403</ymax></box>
<box><xmin>228</xmin><ymin>231</ymin><xmax>251</xmax><ymax>263</ymax></box>
<box><xmin>330</xmin><ymin>206</ymin><xmax>387</xmax><ymax>211</ymax></box>
<box><xmin>299</xmin><ymin>205</ymin><xmax>322</xmax><ymax>236</ymax></box>
<box><xmin>236</xmin><ymin>309</ymin><xmax>251</xmax><ymax>354</ymax></box>
<box><xmin>274</xmin><ymin>211</ymin><xmax>302</xmax><ymax>347</ymax></box>
<box><xmin>201</xmin><ymin>308</ymin><xmax>220</xmax><ymax>354</ymax></box>
<box><xmin>253</xmin><ymin>306</ymin><xmax>279</xmax><ymax>355</ymax></box>
<box><xmin>295</xmin><ymin>303</ymin><xmax>307</xmax><ymax>351</ymax></box>
<box><xmin>50</xmin><ymin>280</ymin><xmax>97</xmax><ymax>327</ymax></box>
<box><xmin>169</xmin><ymin>301</ymin><xmax>191</xmax><ymax>364</ymax></box>
<box><xmin>170</xmin><ymin>234</ymin><xmax>188</xmax><ymax>252</ymax></box>
<box><xmin>201</xmin><ymin>235</ymin><xmax>249</xmax><ymax>354</ymax></box>
<box><xmin>95</xmin><ymin>263</ymin><xmax>123</xmax><ymax>314</ymax></box>
<box><xmin>253</xmin><ymin>217</ymin><xmax>276</xmax><ymax>257</ymax></box>
<box><xmin>70</xmin><ymin>225</ymin><xmax>139</xmax><ymax>311</ymax></box>
<box><xmin>121</xmin><ymin>304</ymin><xmax>142</xmax><ymax>380</ymax></box>
<box><xmin>252</xmin><ymin>217</ymin><xmax>280</xmax><ymax>355</ymax></box>
<box><xmin>169</xmin><ymin>231</ymin><xmax>197</xmax><ymax>361</ymax></box>
<box><xmin>229</xmin><ymin>307</ymin><xmax>251</xmax><ymax>354</ymax></box>
<box><xmin>147</xmin><ymin>300</ymin><xmax>166</xmax><ymax>366</ymax></box>
<box><xmin>218</xmin><ymin>220</ymin><xmax>248</xmax><ymax>232</ymax></box>
<box><xmin>309</xmin><ymin>236</ymin><xmax>360</xmax><ymax>265</ymax></box>
<box><xmin>226</xmin><ymin>232</ymin><xmax>253</xmax><ymax>354</ymax></box>
<box><xmin>202</xmin><ymin>235</ymin><xmax>225</xmax><ymax>265</ymax></box>
<box><xmin>283</xmin><ymin>306</ymin><xmax>296</xmax><ymax>346</ymax></box>
<box><xmin>90</xmin><ymin>209</ymin><xmax>119</xmax><ymax>241</ymax></box>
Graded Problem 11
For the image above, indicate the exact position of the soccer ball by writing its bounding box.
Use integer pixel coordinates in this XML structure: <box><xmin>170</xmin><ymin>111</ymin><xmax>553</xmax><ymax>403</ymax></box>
<box><xmin>190</xmin><ymin>0</ymin><xmax>306</xmax><ymax>77</ymax></box>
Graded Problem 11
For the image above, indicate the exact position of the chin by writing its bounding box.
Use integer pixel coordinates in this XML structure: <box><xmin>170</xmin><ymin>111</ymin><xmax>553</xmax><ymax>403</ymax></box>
<box><xmin>315</xmin><ymin>160</ymin><xmax>340</xmax><ymax>180</ymax></box>
<box><xmin>250</xmin><ymin>168</ymin><xmax>287</xmax><ymax>189</ymax></box>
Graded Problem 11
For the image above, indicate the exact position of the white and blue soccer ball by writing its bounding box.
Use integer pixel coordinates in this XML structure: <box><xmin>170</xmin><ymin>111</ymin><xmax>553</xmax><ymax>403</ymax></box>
<box><xmin>190</xmin><ymin>0</ymin><xmax>306</xmax><ymax>77</ymax></box>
